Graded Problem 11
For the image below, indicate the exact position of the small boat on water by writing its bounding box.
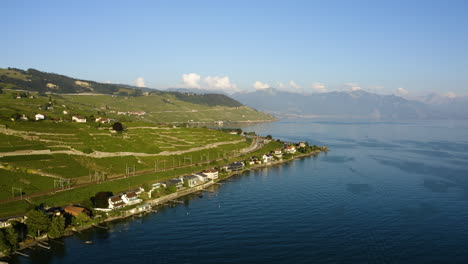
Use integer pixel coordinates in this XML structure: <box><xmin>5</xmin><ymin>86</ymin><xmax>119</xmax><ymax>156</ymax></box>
<box><xmin>85</xmin><ymin>241</ymin><xmax>93</xmax><ymax>244</ymax></box>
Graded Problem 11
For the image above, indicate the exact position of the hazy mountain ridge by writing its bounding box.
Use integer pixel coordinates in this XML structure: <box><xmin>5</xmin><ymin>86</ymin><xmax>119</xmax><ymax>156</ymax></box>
<box><xmin>232</xmin><ymin>88</ymin><xmax>467</xmax><ymax>120</ymax></box>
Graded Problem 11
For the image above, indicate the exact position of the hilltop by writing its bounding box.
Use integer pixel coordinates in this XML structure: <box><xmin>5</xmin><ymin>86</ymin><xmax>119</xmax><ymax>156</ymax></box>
<box><xmin>0</xmin><ymin>68</ymin><xmax>274</xmax><ymax>123</ymax></box>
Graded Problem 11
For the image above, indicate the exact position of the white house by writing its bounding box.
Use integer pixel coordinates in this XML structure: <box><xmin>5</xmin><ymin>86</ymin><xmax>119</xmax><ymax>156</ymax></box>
<box><xmin>273</xmin><ymin>149</ymin><xmax>283</xmax><ymax>158</ymax></box>
<box><xmin>35</xmin><ymin>113</ymin><xmax>45</xmax><ymax>121</ymax></box>
<box><xmin>20</xmin><ymin>114</ymin><xmax>28</xmax><ymax>121</ymax></box>
<box><xmin>108</xmin><ymin>195</ymin><xmax>126</xmax><ymax>209</ymax></box>
<box><xmin>72</xmin><ymin>115</ymin><xmax>87</xmax><ymax>123</ymax></box>
<box><xmin>122</xmin><ymin>192</ymin><xmax>142</xmax><ymax>206</ymax></box>
<box><xmin>95</xmin><ymin>117</ymin><xmax>111</xmax><ymax>123</ymax></box>
<box><xmin>284</xmin><ymin>145</ymin><xmax>296</xmax><ymax>154</ymax></box>
<box><xmin>0</xmin><ymin>216</ymin><xmax>27</xmax><ymax>229</ymax></box>
<box><xmin>262</xmin><ymin>154</ymin><xmax>274</xmax><ymax>163</ymax></box>
<box><xmin>298</xmin><ymin>142</ymin><xmax>306</xmax><ymax>148</ymax></box>
<box><xmin>184</xmin><ymin>175</ymin><xmax>205</xmax><ymax>187</ymax></box>
<box><xmin>63</xmin><ymin>110</ymin><xmax>68</xmax><ymax>115</ymax></box>
<box><xmin>201</xmin><ymin>168</ymin><xmax>219</xmax><ymax>180</ymax></box>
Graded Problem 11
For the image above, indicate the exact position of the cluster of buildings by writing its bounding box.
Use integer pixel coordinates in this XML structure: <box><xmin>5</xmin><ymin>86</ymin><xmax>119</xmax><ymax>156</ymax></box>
<box><xmin>160</xmin><ymin>168</ymin><xmax>220</xmax><ymax>190</ymax></box>
<box><xmin>245</xmin><ymin>142</ymin><xmax>304</xmax><ymax>166</ymax></box>
<box><xmin>32</xmin><ymin>114</ymin><xmax>117</xmax><ymax>124</ymax></box>
<box><xmin>0</xmin><ymin>204</ymin><xmax>93</xmax><ymax>229</ymax></box>
<box><xmin>107</xmin><ymin>188</ymin><xmax>144</xmax><ymax>209</ymax></box>
<box><xmin>115</xmin><ymin>111</ymin><xmax>146</xmax><ymax>116</ymax></box>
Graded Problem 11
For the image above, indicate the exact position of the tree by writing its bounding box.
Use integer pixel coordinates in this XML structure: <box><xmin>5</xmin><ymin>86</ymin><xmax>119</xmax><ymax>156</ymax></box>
<box><xmin>0</xmin><ymin>231</ymin><xmax>10</xmax><ymax>256</ymax></box>
<box><xmin>10</xmin><ymin>112</ymin><xmax>21</xmax><ymax>121</ymax></box>
<box><xmin>112</xmin><ymin>122</ymin><xmax>124</xmax><ymax>132</ymax></box>
<box><xmin>183</xmin><ymin>178</ymin><xmax>189</xmax><ymax>188</ymax></box>
<box><xmin>0</xmin><ymin>228</ymin><xmax>17</xmax><ymax>255</ymax></box>
<box><xmin>71</xmin><ymin>213</ymin><xmax>90</xmax><ymax>226</ymax></box>
<box><xmin>167</xmin><ymin>185</ymin><xmax>177</xmax><ymax>193</ymax></box>
<box><xmin>266</xmin><ymin>135</ymin><xmax>273</xmax><ymax>140</ymax></box>
<box><xmin>48</xmin><ymin>216</ymin><xmax>65</xmax><ymax>238</ymax></box>
<box><xmin>91</xmin><ymin>191</ymin><xmax>112</xmax><ymax>208</ymax></box>
<box><xmin>25</xmin><ymin>209</ymin><xmax>50</xmax><ymax>237</ymax></box>
<box><xmin>142</xmin><ymin>182</ymin><xmax>153</xmax><ymax>192</ymax></box>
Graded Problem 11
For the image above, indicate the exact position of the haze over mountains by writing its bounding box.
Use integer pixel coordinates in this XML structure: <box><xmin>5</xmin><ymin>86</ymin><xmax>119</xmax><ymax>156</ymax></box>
<box><xmin>2</xmin><ymin>67</ymin><xmax>466</xmax><ymax>120</ymax></box>
<box><xmin>167</xmin><ymin>87</ymin><xmax>468</xmax><ymax>120</ymax></box>
<box><xmin>232</xmin><ymin>88</ymin><xmax>468</xmax><ymax>120</ymax></box>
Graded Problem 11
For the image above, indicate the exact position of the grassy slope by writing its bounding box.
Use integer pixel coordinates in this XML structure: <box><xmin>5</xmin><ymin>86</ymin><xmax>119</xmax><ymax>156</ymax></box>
<box><xmin>0</xmin><ymin>91</ymin><xmax>274</xmax><ymax>123</ymax></box>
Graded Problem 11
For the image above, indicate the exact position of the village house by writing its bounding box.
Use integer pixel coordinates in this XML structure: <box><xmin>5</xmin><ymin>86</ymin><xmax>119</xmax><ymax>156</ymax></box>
<box><xmin>95</xmin><ymin>117</ymin><xmax>111</xmax><ymax>123</ymax></box>
<box><xmin>202</xmin><ymin>168</ymin><xmax>219</xmax><ymax>180</ymax></box>
<box><xmin>108</xmin><ymin>195</ymin><xmax>126</xmax><ymax>209</ymax></box>
<box><xmin>262</xmin><ymin>154</ymin><xmax>274</xmax><ymax>163</ymax></box>
<box><xmin>129</xmin><ymin>111</ymin><xmax>146</xmax><ymax>116</ymax></box>
<box><xmin>193</xmin><ymin>172</ymin><xmax>210</xmax><ymax>181</ymax></box>
<box><xmin>0</xmin><ymin>216</ymin><xmax>27</xmax><ymax>229</ymax></box>
<box><xmin>136</xmin><ymin>203</ymin><xmax>151</xmax><ymax>212</ymax></box>
<box><xmin>46</xmin><ymin>207</ymin><xmax>64</xmax><ymax>217</ymax></box>
<box><xmin>121</xmin><ymin>192</ymin><xmax>142</xmax><ymax>206</ymax></box>
<box><xmin>184</xmin><ymin>175</ymin><xmax>205</xmax><ymax>187</ymax></box>
<box><xmin>273</xmin><ymin>149</ymin><xmax>283</xmax><ymax>158</ymax></box>
<box><xmin>298</xmin><ymin>142</ymin><xmax>306</xmax><ymax>148</ymax></box>
<box><xmin>35</xmin><ymin>113</ymin><xmax>45</xmax><ymax>121</ymax></box>
<box><xmin>284</xmin><ymin>145</ymin><xmax>296</xmax><ymax>154</ymax></box>
<box><xmin>20</xmin><ymin>114</ymin><xmax>28</xmax><ymax>121</ymax></box>
<box><xmin>228</xmin><ymin>161</ymin><xmax>244</xmax><ymax>171</ymax></box>
<box><xmin>164</xmin><ymin>178</ymin><xmax>184</xmax><ymax>189</ymax></box>
<box><xmin>64</xmin><ymin>205</ymin><xmax>91</xmax><ymax>217</ymax></box>
<box><xmin>63</xmin><ymin>110</ymin><xmax>68</xmax><ymax>115</ymax></box>
<box><xmin>72</xmin><ymin>115</ymin><xmax>87</xmax><ymax>123</ymax></box>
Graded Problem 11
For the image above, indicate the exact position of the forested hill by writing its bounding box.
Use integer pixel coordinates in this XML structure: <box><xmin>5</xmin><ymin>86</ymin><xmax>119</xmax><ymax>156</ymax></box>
<box><xmin>0</xmin><ymin>68</ymin><xmax>242</xmax><ymax>107</ymax></box>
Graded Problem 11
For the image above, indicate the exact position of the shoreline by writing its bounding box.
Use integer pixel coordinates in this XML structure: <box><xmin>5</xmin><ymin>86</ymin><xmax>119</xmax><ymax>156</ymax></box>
<box><xmin>2</xmin><ymin>149</ymin><xmax>322</xmax><ymax>259</ymax></box>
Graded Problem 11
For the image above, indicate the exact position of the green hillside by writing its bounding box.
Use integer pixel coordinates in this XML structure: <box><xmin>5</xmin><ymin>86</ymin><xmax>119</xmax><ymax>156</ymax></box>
<box><xmin>0</xmin><ymin>67</ymin><xmax>274</xmax><ymax>123</ymax></box>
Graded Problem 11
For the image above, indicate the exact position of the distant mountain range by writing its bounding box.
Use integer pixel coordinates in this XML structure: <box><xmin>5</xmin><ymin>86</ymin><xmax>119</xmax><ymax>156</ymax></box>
<box><xmin>3</xmin><ymin>68</ymin><xmax>465</xmax><ymax>120</ymax></box>
<box><xmin>230</xmin><ymin>88</ymin><xmax>468</xmax><ymax>120</ymax></box>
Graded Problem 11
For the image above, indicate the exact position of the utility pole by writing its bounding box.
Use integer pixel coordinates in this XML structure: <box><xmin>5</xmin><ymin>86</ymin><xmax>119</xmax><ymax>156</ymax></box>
<box><xmin>12</xmin><ymin>187</ymin><xmax>22</xmax><ymax>200</ymax></box>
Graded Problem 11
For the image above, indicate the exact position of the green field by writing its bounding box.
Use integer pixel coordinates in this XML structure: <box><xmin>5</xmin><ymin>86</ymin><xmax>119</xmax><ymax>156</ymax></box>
<box><xmin>0</xmin><ymin>168</ymin><xmax>55</xmax><ymax>200</ymax></box>
<box><xmin>0</xmin><ymin>83</ymin><xmax>276</xmax><ymax>218</ymax></box>
<box><xmin>0</xmin><ymin>119</ymin><xmax>251</xmax><ymax>207</ymax></box>
<box><xmin>0</xmin><ymin>91</ymin><xmax>274</xmax><ymax>124</ymax></box>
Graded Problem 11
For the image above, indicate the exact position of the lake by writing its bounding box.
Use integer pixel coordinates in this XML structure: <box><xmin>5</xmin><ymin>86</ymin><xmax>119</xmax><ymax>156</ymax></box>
<box><xmin>9</xmin><ymin>119</ymin><xmax>468</xmax><ymax>263</ymax></box>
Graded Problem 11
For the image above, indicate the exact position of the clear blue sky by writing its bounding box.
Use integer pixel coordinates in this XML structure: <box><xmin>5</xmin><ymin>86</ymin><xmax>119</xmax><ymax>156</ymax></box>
<box><xmin>2</xmin><ymin>0</ymin><xmax>468</xmax><ymax>96</ymax></box>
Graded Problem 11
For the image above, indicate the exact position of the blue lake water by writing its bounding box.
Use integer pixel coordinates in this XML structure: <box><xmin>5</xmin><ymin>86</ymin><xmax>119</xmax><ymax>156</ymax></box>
<box><xmin>8</xmin><ymin>119</ymin><xmax>468</xmax><ymax>263</ymax></box>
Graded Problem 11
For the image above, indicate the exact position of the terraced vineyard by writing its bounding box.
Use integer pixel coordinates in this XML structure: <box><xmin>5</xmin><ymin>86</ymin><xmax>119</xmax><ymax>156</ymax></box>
<box><xmin>0</xmin><ymin>120</ymin><xmax>252</xmax><ymax>213</ymax></box>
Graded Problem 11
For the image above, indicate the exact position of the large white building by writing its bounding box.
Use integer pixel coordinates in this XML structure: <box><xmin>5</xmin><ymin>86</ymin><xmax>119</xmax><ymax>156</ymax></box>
<box><xmin>35</xmin><ymin>113</ymin><xmax>45</xmax><ymax>121</ymax></box>
<box><xmin>201</xmin><ymin>168</ymin><xmax>219</xmax><ymax>180</ymax></box>
<box><xmin>72</xmin><ymin>115</ymin><xmax>87</xmax><ymax>123</ymax></box>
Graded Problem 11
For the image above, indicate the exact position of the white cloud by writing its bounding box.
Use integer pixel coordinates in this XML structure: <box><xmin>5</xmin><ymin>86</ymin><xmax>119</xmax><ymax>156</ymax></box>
<box><xmin>289</xmin><ymin>80</ymin><xmax>301</xmax><ymax>90</ymax></box>
<box><xmin>204</xmin><ymin>76</ymin><xmax>238</xmax><ymax>92</ymax></box>
<box><xmin>396</xmin><ymin>87</ymin><xmax>409</xmax><ymax>95</ymax></box>
<box><xmin>135</xmin><ymin>77</ymin><xmax>146</xmax><ymax>88</ymax></box>
<box><xmin>182</xmin><ymin>73</ymin><xmax>201</xmax><ymax>88</ymax></box>
<box><xmin>254</xmin><ymin>81</ymin><xmax>270</xmax><ymax>90</ymax></box>
<box><xmin>311</xmin><ymin>82</ymin><xmax>327</xmax><ymax>93</ymax></box>
<box><xmin>445</xmin><ymin>91</ymin><xmax>457</xmax><ymax>98</ymax></box>
<box><xmin>344</xmin><ymin>83</ymin><xmax>361</xmax><ymax>91</ymax></box>
<box><xmin>276</xmin><ymin>82</ymin><xmax>286</xmax><ymax>89</ymax></box>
